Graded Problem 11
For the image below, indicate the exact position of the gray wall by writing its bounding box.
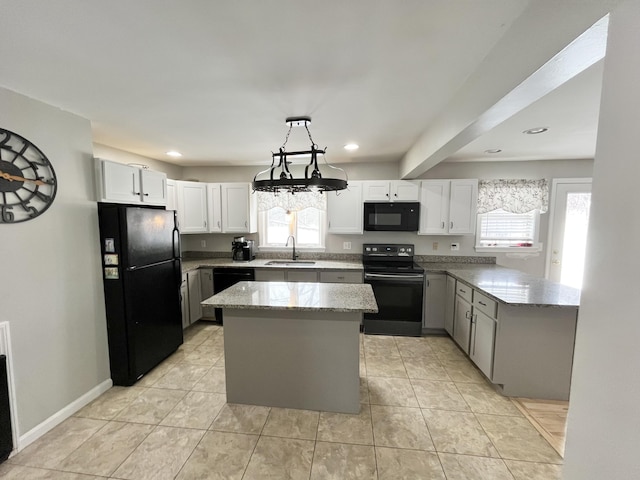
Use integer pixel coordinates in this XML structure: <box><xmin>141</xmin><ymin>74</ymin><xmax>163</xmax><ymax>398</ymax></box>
<box><xmin>0</xmin><ymin>88</ymin><xmax>110</xmax><ymax>435</ymax></box>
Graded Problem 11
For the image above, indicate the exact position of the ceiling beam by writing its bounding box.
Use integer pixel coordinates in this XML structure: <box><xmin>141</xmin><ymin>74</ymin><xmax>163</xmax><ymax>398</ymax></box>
<box><xmin>399</xmin><ymin>0</ymin><xmax>619</xmax><ymax>179</ymax></box>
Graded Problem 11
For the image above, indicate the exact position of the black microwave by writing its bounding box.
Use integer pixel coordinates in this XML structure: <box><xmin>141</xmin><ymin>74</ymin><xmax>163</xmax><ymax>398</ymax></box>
<box><xmin>363</xmin><ymin>202</ymin><xmax>420</xmax><ymax>231</ymax></box>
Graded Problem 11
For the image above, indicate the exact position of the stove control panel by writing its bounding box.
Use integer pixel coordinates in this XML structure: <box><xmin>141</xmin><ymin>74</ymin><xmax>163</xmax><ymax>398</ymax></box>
<box><xmin>363</xmin><ymin>243</ymin><xmax>414</xmax><ymax>257</ymax></box>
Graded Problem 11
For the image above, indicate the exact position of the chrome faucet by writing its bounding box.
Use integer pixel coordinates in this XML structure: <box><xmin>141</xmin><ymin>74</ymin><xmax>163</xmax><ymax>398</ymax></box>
<box><xmin>285</xmin><ymin>235</ymin><xmax>298</xmax><ymax>261</ymax></box>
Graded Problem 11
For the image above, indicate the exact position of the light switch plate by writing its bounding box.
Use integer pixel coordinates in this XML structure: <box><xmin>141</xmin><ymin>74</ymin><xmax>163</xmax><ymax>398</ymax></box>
<box><xmin>343</xmin><ymin>242</ymin><xmax>352</xmax><ymax>250</ymax></box>
<box><xmin>200</xmin><ymin>240</ymin><xmax>206</xmax><ymax>247</ymax></box>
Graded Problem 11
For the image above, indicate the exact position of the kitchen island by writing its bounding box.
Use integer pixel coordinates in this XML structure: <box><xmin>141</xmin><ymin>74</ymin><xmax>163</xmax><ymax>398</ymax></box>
<box><xmin>201</xmin><ymin>281</ymin><xmax>377</xmax><ymax>414</ymax></box>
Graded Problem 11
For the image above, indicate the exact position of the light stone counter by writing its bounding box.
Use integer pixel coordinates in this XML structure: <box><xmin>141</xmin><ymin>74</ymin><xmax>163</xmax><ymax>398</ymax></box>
<box><xmin>182</xmin><ymin>257</ymin><xmax>363</xmax><ymax>274</ymax></box>
<box><xmin>201</xmin><ymin>281</ymin><xmax>377</xmax><ymax>313</ymax></box>
<box><xmin>203</xmin><ymin>281</ymin><xmax>375</xmax><ymax>414</ymax></box>
<box><xmin>419</xmin><ymin>263</ymin><xmax>580</xmax><ymax>307</ymax></box>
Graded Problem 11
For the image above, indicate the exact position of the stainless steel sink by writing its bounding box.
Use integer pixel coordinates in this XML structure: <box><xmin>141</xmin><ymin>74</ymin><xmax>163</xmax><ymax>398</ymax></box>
<box><xmin>265</xmin><ymin>260</ymin><xmax>316</xmax><ymax>266</ymax></box>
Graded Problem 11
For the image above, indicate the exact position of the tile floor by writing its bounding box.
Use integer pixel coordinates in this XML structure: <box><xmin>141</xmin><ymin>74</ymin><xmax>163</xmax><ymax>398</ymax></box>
<box><xmin>0</xmin><ymin>321</ymin><xmax>564</xmax><ymax>479</ymax></box>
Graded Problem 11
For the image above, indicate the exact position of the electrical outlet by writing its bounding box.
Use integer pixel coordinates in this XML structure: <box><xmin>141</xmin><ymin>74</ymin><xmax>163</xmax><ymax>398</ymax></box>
<box><xmin>343</xmin><ymin>242</ymin><xmax>352</xmax><ymax>250</ymax></box>
<box><xmin>450</xmin><ymin>243</ymin><xmax>460</xmax><ymax>251</ymax></box>
<box><xmin>200</xmin><ymin>240</ymin><xmax>206</xmax><ymax>248</ymax></box>
<box><xmin>432</xmin><ymin>242</ymin><xmax>438</xmax><ymax>251</ymax></box>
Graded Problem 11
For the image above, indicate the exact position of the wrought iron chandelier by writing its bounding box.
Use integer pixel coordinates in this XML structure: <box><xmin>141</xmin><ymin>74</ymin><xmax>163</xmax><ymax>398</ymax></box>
<box><xmin>252</xmin><ymin>116</ymin><xmax>348</xmax><ymax>194</ymax></box>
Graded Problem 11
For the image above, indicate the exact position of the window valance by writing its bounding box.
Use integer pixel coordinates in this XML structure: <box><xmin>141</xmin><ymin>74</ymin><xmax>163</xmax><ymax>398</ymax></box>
<box><xmin>256</xmin><ymin>191</ymin><xmax>326</xmax><ymax>212</ymax></box>
<box><xmin>477</xmin><ymin>179</ymin><xmax>549</xmax><ymax>214</ymax></box>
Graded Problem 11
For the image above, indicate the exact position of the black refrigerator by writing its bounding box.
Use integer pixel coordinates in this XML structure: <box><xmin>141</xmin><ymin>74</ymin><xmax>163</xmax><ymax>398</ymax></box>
<box><xmin>97</xmin><ymin>203</ymin><xmax>183</xmax><ymax>386</ymax></box>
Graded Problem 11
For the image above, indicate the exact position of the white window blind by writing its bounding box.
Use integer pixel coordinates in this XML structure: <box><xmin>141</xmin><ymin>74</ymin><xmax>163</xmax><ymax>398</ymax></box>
<box><xmin>476</xmin><ymin>209</ymin><xmax>539</xmax><ymax>248</ymax></box>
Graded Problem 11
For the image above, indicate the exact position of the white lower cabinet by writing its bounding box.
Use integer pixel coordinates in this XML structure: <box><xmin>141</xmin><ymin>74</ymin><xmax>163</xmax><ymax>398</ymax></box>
<box><xmin>470</xmin><ymin>309</ymin><xmax>496</xmax><ymax>379</ymax></box>
<box><xmin>444</xmin><ymin>275</ymin><xmax>456</xmax><ymax>336</ymax></box>
<box><xmin>187</xmin><ymin>270</ymin><xmax>202</xmax><ymax>324</ymax></box>
<box><xmin>200</xmin><ymin>268</ymin><xmax>215</xmax><ymax>320</ymax></box>
<box><xmin>319</xmin><ymin>271</ymin><xmax>363</xmax><ymax>283</ymax></box>
<box><xmin>180</xmin><ymin>274</ymin><xmax>189</xmax><ymax>329</ymax></box>
<box><xmin>453</xmin><ymin>294</ymin><xmax>472</xmax><ymax>354</ymax></box>
<box><xmin>255</xmin><ymin>269</ymin><xmax>318</xmax><ymax>282</ymax></box>
<box><xmin>287</xmin><ymin>270</ymin><xmax>318</xmax><ymax>282</ymax></box>
<box><xmin>423</xmin><ymin>273</ymin><xmax>446</xmax><ymax>331</ymax></box>
<box><xmin>180</xmin><ymin>269</ymin><xmax>203</xmax><ymax>329</ymax></box>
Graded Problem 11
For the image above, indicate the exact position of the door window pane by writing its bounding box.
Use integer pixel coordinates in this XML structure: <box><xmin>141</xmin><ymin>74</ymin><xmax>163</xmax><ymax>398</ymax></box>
<box><xmin>560</xmin><ymin>193</ymin><xmax>591</xmax><ymax>288</ymax></box>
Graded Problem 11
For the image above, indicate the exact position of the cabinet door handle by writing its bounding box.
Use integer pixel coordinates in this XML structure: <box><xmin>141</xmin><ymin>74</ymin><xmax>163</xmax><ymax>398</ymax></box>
<box><xmin>465</xmin><ymin>310</ymin><xmax>470</xmax><ymax>319</ymax></box>
<box><xmin>217</xmin><ymin>221</ymin><xmax>221</xmax><ymax>227</ymax></box>
<box><xmin>394</xmin><ymin>193</ymin><xmax>398</xmax><ymax>197</ymax></box>
<box><xmin>450</xmin><ymin>221</ymin><xmax>453</xmax><ymax>229</ymax></box>
<box><xmin>204</xmin><ymin>221</ymin><xmax>207</xmax><ymax>228</ymax></box>
<box><xmin>143</xmin><ymin>193</ymin><xmax>149</xmax><ymax>196</ymax></box>
<box><xmin>245</xmin><ymin>221</ymin><xmax>247</xmax><ymax>227</ymax></box>
<box><xmin>441</xmin><ymin>221</ymin><xmax>445</xmax><ymax>229</ymax></box>
<box><xmin>478</xmin><ymin>301</ymin><xmax>487</xmax><ymax>306</ymax></box>
<box><xmin>459</xmin><ymin>288</ymin><xmax>466</xmax><ymax>294</ymax></box>
<box><xmin>426</xmin><ymin>279</ymin><xmax>430</xmax><ymax>287</ymax></box>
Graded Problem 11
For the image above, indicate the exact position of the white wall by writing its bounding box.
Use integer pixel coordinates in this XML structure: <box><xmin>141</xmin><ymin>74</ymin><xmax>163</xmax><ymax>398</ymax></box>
<box><xmin>0</xmin><ymin>89</ymin><xmax>110</xmax><ymax>436</ymax></box>
<box><xmin>563</xmin><ymin>2</ymin><xmax>640</xmax><ymax>478</ymax></box>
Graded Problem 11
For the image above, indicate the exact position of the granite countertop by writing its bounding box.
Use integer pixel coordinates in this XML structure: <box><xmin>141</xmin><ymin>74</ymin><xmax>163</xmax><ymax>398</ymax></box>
<box><xmin>182</xmin><ymin>257</ymin><xmax>363</xmax><ymax>273</ymax></box>
<box><xmin>201</xmin><ymin>281</ymin><xmax>378</xmax><ymax>313</ymax></box>
<box><xmin>183</xmin><ymin>256</ymin><xmax>579</xmax><ymax>308</ymax></box>
<box><xmin>420</xmin><ymin>263</ymin><xmax>581</xmax><ymax>308</ymax></box>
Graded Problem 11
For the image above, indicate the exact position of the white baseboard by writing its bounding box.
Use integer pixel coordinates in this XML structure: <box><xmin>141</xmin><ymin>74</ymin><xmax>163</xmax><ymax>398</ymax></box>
<box><xmin>17</xmin><ymin>378</ymin><xmax>113</xmax><ymax>451</ymax></box>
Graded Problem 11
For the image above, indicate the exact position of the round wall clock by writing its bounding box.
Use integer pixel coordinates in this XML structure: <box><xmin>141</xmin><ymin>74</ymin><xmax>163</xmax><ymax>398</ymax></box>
<box><xmin>0</xmin><ymin>128</ymin><xmax>57</xmax><ymax>223</ymax></box>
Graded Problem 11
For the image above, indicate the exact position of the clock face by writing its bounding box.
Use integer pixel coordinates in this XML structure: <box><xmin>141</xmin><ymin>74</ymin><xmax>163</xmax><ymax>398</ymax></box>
<box><xmin>0</xmin><ymin>128</ymin><xmax>57</xmax><ymax>223</ymax></box>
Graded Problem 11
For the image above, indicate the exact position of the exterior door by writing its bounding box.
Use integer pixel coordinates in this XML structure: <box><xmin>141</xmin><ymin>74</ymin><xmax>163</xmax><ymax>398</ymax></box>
<box><xmin>547</xmin><ymin>179</ymin><xmax>592</xmax><ymax>288</ymax></box>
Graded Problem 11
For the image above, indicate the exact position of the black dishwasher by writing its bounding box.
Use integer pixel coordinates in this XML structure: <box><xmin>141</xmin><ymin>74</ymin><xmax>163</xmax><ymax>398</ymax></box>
<box><xmin>212</xmin><ymin>267</ymin><xmax>255</xmax><ymax>322</ymax></box>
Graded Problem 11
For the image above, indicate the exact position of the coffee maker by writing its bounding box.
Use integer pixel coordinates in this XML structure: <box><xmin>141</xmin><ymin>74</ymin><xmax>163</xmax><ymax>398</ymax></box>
<box><xmin>232</xmin><ymin>236</ymin><xmax>255</xmax><ymax>262</ymax></box>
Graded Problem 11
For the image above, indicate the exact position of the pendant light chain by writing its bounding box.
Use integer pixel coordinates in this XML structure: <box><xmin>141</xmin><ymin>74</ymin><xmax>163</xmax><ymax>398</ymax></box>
<box><xmin>252</xmin><ymin>116</ymin><xmax>348</xmax><ymax>194</ymax></box>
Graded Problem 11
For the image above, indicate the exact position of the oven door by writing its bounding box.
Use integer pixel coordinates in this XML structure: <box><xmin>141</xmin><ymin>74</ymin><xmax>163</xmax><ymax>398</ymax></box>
<box><xmin>363</xmin><ymin>272</ymin><xmax>424</xmax><ymax>336</ymax></box>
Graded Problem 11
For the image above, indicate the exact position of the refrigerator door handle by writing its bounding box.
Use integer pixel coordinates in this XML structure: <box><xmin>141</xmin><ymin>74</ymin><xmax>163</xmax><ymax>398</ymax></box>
<box><xmin>172</xmin><ymin>227</ymin><xmax>181</xmax><ymax>259</ymax></box>
<box><xmin>127</xmin><ymin>259</ymin><xmax>175</xmax><ymax>271</ymax></box>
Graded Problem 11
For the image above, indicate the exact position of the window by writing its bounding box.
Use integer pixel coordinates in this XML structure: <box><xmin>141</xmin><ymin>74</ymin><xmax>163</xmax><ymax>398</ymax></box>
<box><xmin>257</xmin><ymin>192</ymin><xmax>326</xmax><ymax>249</ymax></box>
<box><xmin>475</xmin><ymin>208</ymin><xmax>541</xmax><ymax>252</ymax></box>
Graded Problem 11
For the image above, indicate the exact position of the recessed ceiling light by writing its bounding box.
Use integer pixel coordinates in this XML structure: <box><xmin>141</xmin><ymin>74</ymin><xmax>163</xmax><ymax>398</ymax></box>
<box><xmin>523</xmin><ymin>127</ymin><xmax>549</xmax><ymax>135</ymax></box>
<box><xmin>344</xmin><ymin>143</ymin><xmax>359</xmax><ymax>151</ymax></box>
<box><xmin>484</xmin><ymin>149</ymin><xmax>502</xmax><ymax>154</ymax></box>
<box><xmin>166</xmin><ymin>150</ymin><xmax>182</xmax><ymax>157</ymax></box>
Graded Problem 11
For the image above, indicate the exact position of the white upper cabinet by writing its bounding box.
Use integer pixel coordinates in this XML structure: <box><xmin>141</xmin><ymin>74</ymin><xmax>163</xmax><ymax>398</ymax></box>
<box><xmin>419</xmin><ymin>179</ymin><xmax>478</xmax><ymax>235</ymax></box>
<box><xmin>327</xmin><ymin>181</ymin><xmax>363</xmax><ymax>234</ymax></box>
<box><xmin>96</xmin><ymin>158</ymin><xmax>167</xmax><ymax>206</ymax></box>
<box><xmin>449</xmin><ymin>180</ymin><xmax>478</xmax><ymax>235</ymax></box>
<box><xmin>362</xmin><ymin>180</ymin><xmax>419</xmax><ymax>202</ymax></box>
<box><xmin>221</xmin><ymin>183</ymin><xmax>257</xmax><ymax>233</ymax></box>
<box><xmin>419</xmin><ymin>180</ymin><xmax>450</xmax><ymax>234</ymax></box>
<box><xmin>166</xmin><ymin>179</ymin><xmax>177</xmax><ymax>211</ymax></box>
<box><xmin>207</xmin><ymin>183</ymin><xmax>222</xmax><ymax>233</ymax></box>
<box><xmin>140</xmin><ymin>169</ymin><xmax>168</xmax><ymax>205</ymax></box>
<box><xmin>176</xmin><ymin>181</ymin><xmax>208</xmax><ymax>234</ymax></box>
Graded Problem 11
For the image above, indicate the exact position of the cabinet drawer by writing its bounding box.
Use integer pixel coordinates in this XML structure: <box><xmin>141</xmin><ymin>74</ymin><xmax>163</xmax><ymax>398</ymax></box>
<box><xmin>456</xmin><ymin>282</ymin><xmax>473</xmax><ymax>303</ymax></box>
<box><xmin>320</xmin><ymin>271</ymin><xmax>363</xmax><ymax>283</ymax></box>
<box><xmin>287</xmin><ymin>270</ymin><xmax>318</xmax><ymax>282</ymax></box>
<box><xmin>473</xmin><ymin>291</ymin><xmax>497</xmax><ymax>318</ymax></box>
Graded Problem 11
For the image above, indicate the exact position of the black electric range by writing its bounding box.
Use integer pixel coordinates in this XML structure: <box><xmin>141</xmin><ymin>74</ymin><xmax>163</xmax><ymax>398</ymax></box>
<box><xmin>362</xmin><ymin>244</ymin><xmax>425</xmax><ymax>336</ymax></box>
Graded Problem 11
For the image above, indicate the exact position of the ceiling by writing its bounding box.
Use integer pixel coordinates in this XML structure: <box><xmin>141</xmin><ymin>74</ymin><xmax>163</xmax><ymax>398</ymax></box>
<box><xmin>0</xmin><ymin>1</ymin><xmax>605</xmax><ymax>170</ymax></box>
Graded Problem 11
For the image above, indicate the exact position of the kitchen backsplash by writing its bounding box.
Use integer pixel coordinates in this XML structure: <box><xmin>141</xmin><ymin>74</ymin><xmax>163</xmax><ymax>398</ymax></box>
<box><xmin>182</xmin><ymin>250</ymin><xmax>495</xmax><ymax>264</ymax></box>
